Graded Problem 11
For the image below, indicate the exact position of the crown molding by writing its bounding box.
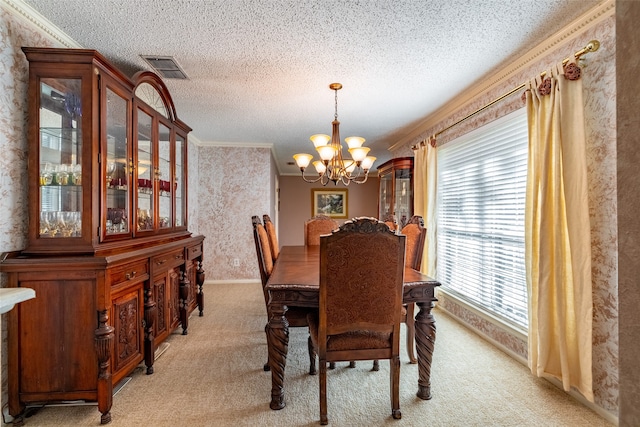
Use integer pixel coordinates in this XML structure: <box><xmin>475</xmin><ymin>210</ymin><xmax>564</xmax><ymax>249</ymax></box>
<box><xmin>389</xmin><ymin>0</ymin><xmax>614</xmax><ymax>152</ymax></box>
<box><xmin>1</xmin><ymin>0</ymin><xmax>83</xmax><ymax>48</ymax></box>
<box><xmin>196</xmin><ymin>141</ymin><xmax>273</xmax><ymax>149</ymax></box>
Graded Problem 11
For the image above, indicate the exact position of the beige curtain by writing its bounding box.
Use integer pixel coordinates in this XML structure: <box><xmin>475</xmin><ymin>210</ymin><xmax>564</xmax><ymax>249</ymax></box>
<box><xmin>413</xmin><ymin>138</ymin><xmax>437</xmax><ymax>277</ymax></box>
<box><xmin>524</xmin><ymin>61</ymin><xmax>593</xmax><ymax>402</ymax></box>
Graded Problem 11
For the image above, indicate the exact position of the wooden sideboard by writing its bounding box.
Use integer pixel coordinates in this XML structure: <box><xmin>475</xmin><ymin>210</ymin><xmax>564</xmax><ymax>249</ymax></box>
<box><xmin>0</xmin><ymin>48</ymin><xmax>205</xmax><ymax>425</ymax></box>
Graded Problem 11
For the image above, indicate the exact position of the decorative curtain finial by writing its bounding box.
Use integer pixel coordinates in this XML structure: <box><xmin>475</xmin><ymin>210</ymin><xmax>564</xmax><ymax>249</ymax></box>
<box><xmin>563</xmin><ymin>62</ymin><xmax>582</xmax><ymax>81</ymax></box>
<box><xmin>538</xmin><ymin>77</ymin><xmax>552</xmax><ymax>96</ymax></box>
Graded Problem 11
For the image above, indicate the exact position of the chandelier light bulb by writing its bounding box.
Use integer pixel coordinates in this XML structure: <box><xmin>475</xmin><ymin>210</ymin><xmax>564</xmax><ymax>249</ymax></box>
<box><xmin>293</xmin><ymin>153</ymin><xmax>313</xmax><ymax>169</ymax></box>
<box><xmin>361</xmin><ymin>156</ymin><xmax>376</xmax><ymax>170</ymax></box>
<box><xmin>348</xmin><ymin>146</ymin><xmax>370</xmax><ymax>162</ymax></box>
<box><xmin>310</xmin><ymin>134</ymin><xmax>331</xmax><ymax>147</ymax></box>
<box><xmin>345</xmin><ymin>136</ymin><xmax>365</xmax><ymax>149</ymax></box>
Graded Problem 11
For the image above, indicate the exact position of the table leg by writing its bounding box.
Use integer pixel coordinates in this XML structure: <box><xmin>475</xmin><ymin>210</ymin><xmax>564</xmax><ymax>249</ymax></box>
<box><xmin>415</xmin><ymin>300</ymin><xmax>436</xmax><ymax>400</ymax></box>
<box><xmin>267</xmin><ymin>303</ymin><xmax>290</xmax><ymax>410</ymax></box>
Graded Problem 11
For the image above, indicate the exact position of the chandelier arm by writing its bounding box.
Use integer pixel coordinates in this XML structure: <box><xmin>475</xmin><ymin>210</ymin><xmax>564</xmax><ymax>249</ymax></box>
<box><xmin>352</xmin><ymin>172</ymin><xmax>369</xmax><ymax>184</ymax></box>
<box><xmin>299</xmin><ymin>169</ymin><xmax>324</xmax><ymax>184</ymax></box>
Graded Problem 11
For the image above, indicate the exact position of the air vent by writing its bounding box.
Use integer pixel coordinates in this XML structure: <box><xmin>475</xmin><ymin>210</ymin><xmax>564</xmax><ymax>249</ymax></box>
<box><xmin>141</xmin><ymin>55</ymin><xmax>188</xmax><ymax>80</ymax></box>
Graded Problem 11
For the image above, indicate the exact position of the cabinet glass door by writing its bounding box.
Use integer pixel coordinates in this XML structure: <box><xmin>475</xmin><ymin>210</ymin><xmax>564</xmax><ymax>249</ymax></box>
<box><xmin>395</xmin><ymin>169</ymin><xmax>412</xmax><ymax>228</ymax></box>
<box><xmin>38</xmin><ymin>78</ymin><xmax>83</xmax><ymax>239</ymax></box>
<box><xmin>378</xmin><ymin>172</ymin><xmax>393</xmax><ymax>220</ymax></box>
<box><xmin>105</xmin><ymin>88</ymin><xmax>130</xmax><ymax>235</ymax></box>
<box><xmin>136</xmin><ymin>109</ymin><xmax>154</xmax><ymax>231</ymax></box>
<box><xmin>175</xmin><ymin>134</ymin><xmax>185</xmax><ymax>227</ymax></box>
<box><xmin>158</xmin><ymin>123</ymin><xmax>172</xmax><ymax>229</ymax></box>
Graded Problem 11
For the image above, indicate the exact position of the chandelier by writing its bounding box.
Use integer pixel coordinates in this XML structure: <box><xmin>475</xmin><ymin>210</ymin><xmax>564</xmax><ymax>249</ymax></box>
<box><xmin>293</xmin><ymin>83</ymin><xmax>376</xmax><ymax>186</ymax></box>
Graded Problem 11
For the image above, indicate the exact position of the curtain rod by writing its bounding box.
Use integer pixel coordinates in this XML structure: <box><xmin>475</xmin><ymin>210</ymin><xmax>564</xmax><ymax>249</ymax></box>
<box><xmin>412</xmin><ymin>39</ymin><xmax>600</xmax><ymax>149</ymax></box>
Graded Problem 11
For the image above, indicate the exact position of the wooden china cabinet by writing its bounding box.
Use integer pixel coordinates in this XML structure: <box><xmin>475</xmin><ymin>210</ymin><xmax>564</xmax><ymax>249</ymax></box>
<box><xmin>378</xmin><ymin>157</ymin><xmax>414</xmax><ymax>229</ymax></box>
<box><xmin>0</xmin><ymin>48</ymin><xmax>205</xmax><ymax>425</ymax></box>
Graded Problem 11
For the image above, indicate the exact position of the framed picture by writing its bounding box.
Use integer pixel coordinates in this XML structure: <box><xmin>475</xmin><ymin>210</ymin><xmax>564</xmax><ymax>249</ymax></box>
<box><xmin>311</xmin><ymin>188</ymin><xmax>348</xmax><ymax>219</ymax></box>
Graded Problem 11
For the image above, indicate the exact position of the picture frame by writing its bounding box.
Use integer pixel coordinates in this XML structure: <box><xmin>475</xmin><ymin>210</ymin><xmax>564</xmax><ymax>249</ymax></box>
<box><xmin>311</xmin><ymin>188</ymin><xmax>348</xmax><ymax>219</ymax></box>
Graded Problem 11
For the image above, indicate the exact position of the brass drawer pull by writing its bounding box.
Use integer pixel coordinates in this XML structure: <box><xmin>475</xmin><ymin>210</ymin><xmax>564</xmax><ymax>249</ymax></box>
<box><xmin>125</xmin><ymin>271</ymin><xmax>137</xmax><ymax>280</ymax></box>
<box><xmin>156</xmin><ymin>259</ymin><xmax>166</xmax><ymax>265</ymax></box>
<box><xmin>175</xmin><ymin>255</ymin><xmax>182</xmax><ymax>260</ymax></box>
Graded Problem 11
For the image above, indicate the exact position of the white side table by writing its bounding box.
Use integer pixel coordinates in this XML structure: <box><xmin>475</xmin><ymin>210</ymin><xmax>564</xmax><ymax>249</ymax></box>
<box><xmin>0</xmin><ymin>288</ymin><xmax>35</xmax><ymax>314</ymax></box>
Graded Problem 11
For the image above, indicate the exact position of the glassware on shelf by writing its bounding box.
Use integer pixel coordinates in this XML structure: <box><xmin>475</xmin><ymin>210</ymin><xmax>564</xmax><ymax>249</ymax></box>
<box><xmin>54</xmin><ymin>164</ymin><xmax>69</xmax><ymax>186</ymax></box>
<box><xmin>39</xmin><ymin>163</ymin><xmax>53</xmax><ymax>186</ymax></box>
<box><xmin>137</xmin><ymin>208</ymin><xmax>152</xmax><ymax>231</ymax></box>
<box><xmin>39</xmin><ymin>212</ymin><xmax>50</xmax><ymax>236</ymax></box>
<box><xmin>137</xmin><ymin>178</ymin><xmax>152</xmax><ymax>194</ymax></box>
<box><xmin>106</xmin><ymin>161</ymin><xmax>116</xmax><ymax>186</ymax></box>
<box><xmin>72</xmin><ymin>164</ymin><xmax>82</xmax><ymax>185</ymax></box>
<box><xmin>39</xmin><ymin>211</ymin><xmax>81</xmax><ymax>238</ymax></box>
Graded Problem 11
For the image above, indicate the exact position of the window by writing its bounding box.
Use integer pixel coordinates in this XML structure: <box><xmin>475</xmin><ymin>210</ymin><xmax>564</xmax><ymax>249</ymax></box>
<box><xmin>437</xmin><ymin>108</ymin><xmax>528</xmax><ymax>329</ymax></box>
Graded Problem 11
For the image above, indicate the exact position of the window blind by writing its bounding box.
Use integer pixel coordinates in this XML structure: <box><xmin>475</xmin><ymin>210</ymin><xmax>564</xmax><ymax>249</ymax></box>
<box><xmin>437</xmin><ymin>108</ymin><xmax>528</xmax><ymax>329</ymax></box>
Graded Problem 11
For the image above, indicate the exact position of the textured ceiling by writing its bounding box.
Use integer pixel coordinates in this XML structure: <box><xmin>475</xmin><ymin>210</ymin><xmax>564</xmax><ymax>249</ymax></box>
<box><xmin>23</xmin><ymin>0</ymin><xmax>601</xmax><ymax>173</ymax></box>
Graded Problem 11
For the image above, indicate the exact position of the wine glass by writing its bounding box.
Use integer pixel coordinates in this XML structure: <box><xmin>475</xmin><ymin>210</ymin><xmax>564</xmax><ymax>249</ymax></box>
<box><xmin>39</xmin><ymin>212</ymin><xmax>50</xmax><ymax>236</ymax></box>
<box><xmin>106</xmin><ymin>161</ymin><xmax>116</xmax><ymax>185</ymax></box>
<box><xmin>72</xmin><ymin>164</ymin><xmax>82</xmax><ymax>185</ymax></box>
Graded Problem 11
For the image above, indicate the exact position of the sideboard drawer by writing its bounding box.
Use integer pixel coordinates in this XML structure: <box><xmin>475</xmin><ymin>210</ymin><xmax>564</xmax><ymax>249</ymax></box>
<box><xmin>109</xmin><ymin>259</ymin><xmax>149</xmax><ymax>287</ymax></box>
<box><xmin>151</xmin><ymin>248</ymin><xmax>185</xmax><ymax>273</ymax></box>
<box><xmin>187</xmin><ymin>243</ymin><xmax>202</xmax><ymax>260</ymax></box>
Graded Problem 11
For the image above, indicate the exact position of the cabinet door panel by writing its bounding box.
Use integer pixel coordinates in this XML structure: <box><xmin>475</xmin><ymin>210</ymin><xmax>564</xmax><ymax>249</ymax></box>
<box><xmin>169</xmin><ymin>267</ymin><xmax>180</xmax><ymax>330</ymax></box>
<box><xmin>18</xmin><ymin>279</ymin><xmax>97</xmax><ymax>393</ymax></box>
<box><xmin>104</xmin><ymin>87</ymin><xmax>131</xmax><ymax>238</ymax></box>
<box><xmin>38</xmin><ymin>78</ymin><xmax>83</xmax><ymax>241</ymax></box>
<box><xmin>112</xmin><ymin>286</ymin><xmax>144</xmax><ymax>376</ymax></box>
<box><xmin>136</xmin><ymin>108</ymin><xmax>154</xmax><ymax>232</ymax></box>
<box><xmin>157</xmin><ymin>122</ymin><xmax>172</xmax><ymax>229</ymax></box>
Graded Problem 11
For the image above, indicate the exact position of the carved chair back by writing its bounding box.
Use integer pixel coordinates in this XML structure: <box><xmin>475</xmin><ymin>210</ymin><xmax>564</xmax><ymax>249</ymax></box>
<box><xmin>309</xmin><ymin>217</ymin><xmax>406</xmax><ymax>423</ymax></box>
<box><xmin>383</xmin><ymin>214</ymin><xmax>398</xmax><ymax>232</ymax></box>
<box><xmin>262</xmin><ymin>214</ymin><xmax>280</xmax><ymax>260</ymax></box>
<box><xmin>304</xmin><ymin>214</ymin><xmax>339</xmax><ymax>246</ymax></box>
<box><xmin>252</xmin><ymin>215</ymin><xmax>273</xmax><ymax>306</ymax></box>
<box><xmin>400</xmin><ymin>215</ymin><xmax>427</xmax><ymax>270</ymax></box>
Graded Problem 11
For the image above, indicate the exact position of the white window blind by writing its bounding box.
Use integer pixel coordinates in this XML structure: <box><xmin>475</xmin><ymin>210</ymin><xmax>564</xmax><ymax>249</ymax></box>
<box><xmin>437</xmin><ymin>108</ymin><xmax>528</xmax><ymax>329</ymax></box>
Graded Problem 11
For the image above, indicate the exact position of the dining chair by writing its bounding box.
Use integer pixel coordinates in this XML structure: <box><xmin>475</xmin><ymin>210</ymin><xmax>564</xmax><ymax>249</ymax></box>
<box><xmin>371</xmin><ymin>214</ymin><xmax>426</xmax><ymax>370</ymax></box>
<box><xmin>304</xmin><ymin>215</ymin><xmax>339</xmax><ymax>246</ymax></box>
<box><xmin>398</xmin><ymin>215</ymin><xmax>426</xmax><ymax>364</ymax></box>
<box><xmin>262</xmin><ymin>214</ymin><xmax>279</xmax><ymax>260</ymax></box>
<box><xmin>307</xmin><ymin>217</ymin><xmax>406</xmax><ymax>424</ymax></box>
<box><xmin>251</xmin><ymin>215</ymin><xmax>316</xmax><ymax>374</ymax></box>
<box><xmin>383</xmin><ymin>214</ymin><xmax>398</xmax><ymax>232</ymax></box>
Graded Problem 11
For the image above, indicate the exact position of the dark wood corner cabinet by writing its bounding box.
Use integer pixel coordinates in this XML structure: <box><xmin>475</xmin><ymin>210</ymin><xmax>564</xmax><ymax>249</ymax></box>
<box><xmin>0</xmin><ymin>48</ymin><xmax>205</xmax><ymax>426</ymax></box>
<box><xmin>378</xmin><ymin>157</ymin><xmax>414</xmax><ymax>229</ymax></box>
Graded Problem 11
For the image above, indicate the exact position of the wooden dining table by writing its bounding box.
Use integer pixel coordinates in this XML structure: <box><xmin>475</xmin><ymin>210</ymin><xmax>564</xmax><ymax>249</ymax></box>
<box><xmin>264</xmin><ymin>245</ymin><xmax>441</xmax><ymax>410</ymax></box>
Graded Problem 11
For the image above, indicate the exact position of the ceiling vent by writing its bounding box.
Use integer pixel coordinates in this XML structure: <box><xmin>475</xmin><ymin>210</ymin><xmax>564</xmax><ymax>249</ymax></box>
<box><xmin>141</xmin><ymin>55</ymin><xmax>188</xmax><ymax>79</ymax></box>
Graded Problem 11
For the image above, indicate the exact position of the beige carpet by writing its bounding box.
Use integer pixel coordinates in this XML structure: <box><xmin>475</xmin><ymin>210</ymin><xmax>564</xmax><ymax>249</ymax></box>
<box><xmin>16</xmin><ymin>282</ymin><xmax>612</xmax><ymax>427</ymax></box>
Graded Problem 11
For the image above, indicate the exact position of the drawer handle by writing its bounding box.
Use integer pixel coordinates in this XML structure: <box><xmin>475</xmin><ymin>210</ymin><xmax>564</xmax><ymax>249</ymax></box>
<box><xmin>125</xmin><ymin>271</ymin><xmax>137</xmax><ymax>280</ymax></box>
<box><xmin>175</xmin><ymin>255</ymin><xmax>182</xmax><ymax>259</ymax></box>
<box><xmin>156</xmin><ymin>260</ymin><xmax>166</xmax><ymax>265</ymax></box>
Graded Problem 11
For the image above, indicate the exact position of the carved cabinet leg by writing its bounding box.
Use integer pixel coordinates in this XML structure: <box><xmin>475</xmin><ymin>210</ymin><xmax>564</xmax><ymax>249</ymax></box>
<box><xmin>179</xmin><ymin>270</ymin><xmax>190</xmax><ymax>335</ymax></box>
<box><xmin>196</xmin><ymin>261</ymin><xmax>205</xmax><ymax>316</ymax></box>
<box><xmin>414</xmin><ymin>300</ymin><xmax>436</xmax><ymax>400</ymax></box>
<box><xmin>267</xmin><ymin>303</ymin><xmax>290</xmax><ymax>410</ymax></box>
<box><xmin>143</xmin><ymin>287</ymin><xmax>157</xmax><ymax>375</ymax></box>
<box><xmin>95</xmin><ymin>309</ymin><xmax>115</xmax><ymax>424</ymax></box>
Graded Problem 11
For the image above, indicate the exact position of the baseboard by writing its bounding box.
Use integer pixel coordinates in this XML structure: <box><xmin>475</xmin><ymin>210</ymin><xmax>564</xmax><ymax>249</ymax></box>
<box><xmin>205</xmin><ymin>279</ymin><xmax>261</xmax><ymax>285</ymax></box>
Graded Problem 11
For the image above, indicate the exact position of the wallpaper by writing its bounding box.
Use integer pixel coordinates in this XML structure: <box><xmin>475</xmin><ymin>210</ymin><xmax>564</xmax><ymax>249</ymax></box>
<box><xmin>196</xmin><ymin>145</ymin><xmax>272</xmax><ymax>281</ymax></box>
<box><xmin>393</xmin><ymin>14</ymin><xmax>618</xmax><ymax>415</ymax></box>
<box><xmin>0</xmin><ymin>3</ymin><xmax>62</xmax><ymax>415</ymax></box>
